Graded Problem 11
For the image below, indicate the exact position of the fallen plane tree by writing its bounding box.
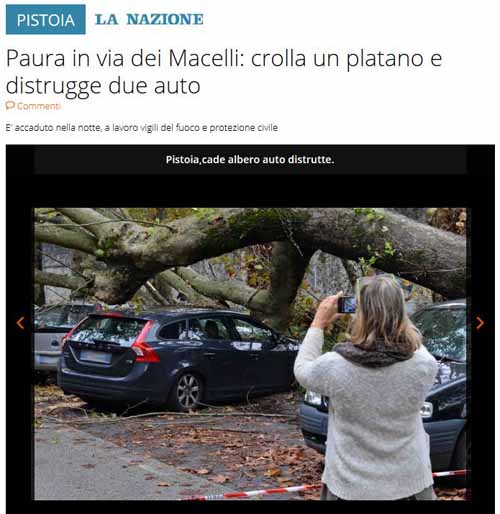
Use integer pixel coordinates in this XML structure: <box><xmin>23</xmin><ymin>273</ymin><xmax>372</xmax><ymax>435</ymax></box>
<box><xmin>34</xmin><ymin>207</ymin><xmax>467</xmax><ymax>330</ymax></box>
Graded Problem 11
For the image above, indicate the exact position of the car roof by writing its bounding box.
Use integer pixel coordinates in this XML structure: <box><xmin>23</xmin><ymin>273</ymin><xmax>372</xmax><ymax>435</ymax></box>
<box><xmin>95</xmin><ymin>307</ymin><xmax>248</xmax><ymax>323</ymax></box>
<box><xmin>39</xmin><ymin>301</ymin><xmax>96</xmax><ymax>308</ymax></box>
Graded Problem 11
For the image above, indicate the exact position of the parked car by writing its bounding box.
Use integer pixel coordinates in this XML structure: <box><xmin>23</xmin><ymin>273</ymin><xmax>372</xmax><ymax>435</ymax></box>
<box><xmin>58</xmin><ymin>308</ymin><xmax>299</xmax><ymax>411</ymax></box>
<box><xmin>298</xmin><ymin>300</ymin><xmax>468</xmax><ymax>473</ymax></box>
<box><xmin>34</xmin><ymin>302</ymin><xmax>100</xmax><ymax>372</ymax></box>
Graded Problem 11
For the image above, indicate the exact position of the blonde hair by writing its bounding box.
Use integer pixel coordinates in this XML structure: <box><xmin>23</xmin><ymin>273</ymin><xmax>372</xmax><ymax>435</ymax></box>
<box><xmin>348</xmin><ymin>275</ymin><xmax>422</xmax><ymax>353</ymax></box>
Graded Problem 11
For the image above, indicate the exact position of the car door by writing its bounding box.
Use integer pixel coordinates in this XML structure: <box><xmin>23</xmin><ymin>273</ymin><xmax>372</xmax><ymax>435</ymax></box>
<box><xmin>184</xmin><ymin>316</ymin><xmax>253</xmax><ymax>399</ymax></box>
<box><xmin>230</xmin><ymin>317</ymin><xmax>287</xmax><ymax>392</ymax></box>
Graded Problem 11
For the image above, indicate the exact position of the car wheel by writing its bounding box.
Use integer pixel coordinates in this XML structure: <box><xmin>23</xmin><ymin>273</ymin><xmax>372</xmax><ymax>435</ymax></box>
<box><xmin>451</xmin><ymin>429</ymin><xmax>470</xmax><ymax>487</ymax></box>
<box><xmin>34</xmin><ymin>371</ymin><xmax>50</xmax><ymax>384</ymax></box>
<box><xmin>168</xmin><ymin>372</ymin><xmax>204</xmax><ymax>412</ymax></box>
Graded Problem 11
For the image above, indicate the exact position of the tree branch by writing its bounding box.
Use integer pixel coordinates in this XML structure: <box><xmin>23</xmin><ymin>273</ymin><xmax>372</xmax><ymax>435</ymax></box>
<box><xmin>143</xmin><ymin>281</ymin><xmax>171</xmax><ymax>306</ymax></box>
<box><xmin>175</xmin><ymin>266</ymin><xmax>267</xmax><ymax>311</ymax></box>
<box><xmin>35</xmin><ymin>224</ymin><xmax>97</xmax><ymax>254</ymax></box>
<box><xmin>158</xmin><ymin>270</ymin><xmax>223</xmax><ymax>307</ymax></box>
<box><xmin>55</xmin><ymin>208</ymin><xmax>114</xmax><ymax>238</ymax></box>
<box><xmin>34</xmin><ymin>270</ymin><xmax>92</xmax><ymax>294</ymax></box>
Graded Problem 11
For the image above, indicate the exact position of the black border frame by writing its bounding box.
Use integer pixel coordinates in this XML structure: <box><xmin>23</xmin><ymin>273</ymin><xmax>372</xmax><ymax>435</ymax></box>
<box><xmin>5</xmin><ymin>144</ymin><xmax>494</xmax><ymax>513</ymax></box>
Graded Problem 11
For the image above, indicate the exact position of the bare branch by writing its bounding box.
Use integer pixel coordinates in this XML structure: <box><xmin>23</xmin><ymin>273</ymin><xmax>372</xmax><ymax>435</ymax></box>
<box><xmin>55</xmin><ymin>208</ymin><xmax>114</xmax><ymax>238</ymax></box>
<box><xmin>175</xmin><ymin>266</ymin><xmax>266</xmax><ymax>311</ymax></box>
<box><xmin>159</xmin><ymin>270</ymin><xmax>223</xmax><ymax>307</ymax></box>
<box><xmin>35</xmin><ymin>223</ymin><xmax>97</xmax><ymax>254</ymax></box>
<box><xmin>143</xmin><ymin>281</ymin><xmax>170</xmax><ymax>306</ymax></box>
<box><xmin>34</xmin><ymin>270</ymin><xmax>92</xmax><ymax>294</ymax></box>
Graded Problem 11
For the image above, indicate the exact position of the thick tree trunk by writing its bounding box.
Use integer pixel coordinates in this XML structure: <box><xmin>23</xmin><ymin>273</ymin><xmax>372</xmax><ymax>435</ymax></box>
<box><xmin>262</xmin><ymin>242</ymin><xmax>314</xmax><ymax>330</ymax></box>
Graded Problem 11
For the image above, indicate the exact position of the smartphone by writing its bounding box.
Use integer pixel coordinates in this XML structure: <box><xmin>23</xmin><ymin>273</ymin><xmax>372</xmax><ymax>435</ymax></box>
<box><xmin>338</xmin><ymin>296</ymin><xmax>356</xmax><ymax>314</ymax></box>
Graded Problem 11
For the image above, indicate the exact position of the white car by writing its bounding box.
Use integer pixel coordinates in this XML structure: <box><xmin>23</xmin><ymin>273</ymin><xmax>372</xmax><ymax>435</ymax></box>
<box><xmin>34</xmin><ymin>303</ymin><xmax>98</xmax><ymax>372</ymax></box>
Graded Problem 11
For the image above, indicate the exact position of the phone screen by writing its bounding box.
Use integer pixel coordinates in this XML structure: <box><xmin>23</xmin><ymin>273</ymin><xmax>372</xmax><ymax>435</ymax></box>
<box><xmin>339</xmin><ymin>296</ymin><xmax>356</xmax><ymax>313</ymax></box>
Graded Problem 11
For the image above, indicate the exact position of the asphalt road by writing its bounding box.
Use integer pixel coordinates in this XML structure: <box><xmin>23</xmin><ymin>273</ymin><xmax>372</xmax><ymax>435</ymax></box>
<box><xmin>35</xmin><ymin>424</ymin><xmax>234</xmax><ymax>500</ymax></box>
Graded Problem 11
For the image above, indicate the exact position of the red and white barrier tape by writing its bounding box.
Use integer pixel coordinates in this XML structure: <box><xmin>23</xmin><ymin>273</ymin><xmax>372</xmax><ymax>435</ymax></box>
<box><xmin>432</xmin><ymin>469</ymin><xmax>467</xmax><ymax>478</ymax></box>
<box><xmin>179</xmin><ymin>469</ymin><xmax>468</xmax><ymax>501</ymax></box>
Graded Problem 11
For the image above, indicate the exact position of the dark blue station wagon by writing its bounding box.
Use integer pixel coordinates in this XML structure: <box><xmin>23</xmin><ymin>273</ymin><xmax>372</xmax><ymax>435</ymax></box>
<box><xmin>58</xmin><ymin>308</ymin><xmax>299</xmax><ymax>411</ymax></box>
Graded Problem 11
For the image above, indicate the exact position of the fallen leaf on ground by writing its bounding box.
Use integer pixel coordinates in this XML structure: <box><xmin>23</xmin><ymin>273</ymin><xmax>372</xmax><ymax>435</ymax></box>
<box><xmin>158</xmin><ymin>482</ymin><xmax>170</xmax><ymax>487</ymax></box>
<box><xmin>212</xmin><ymin>475</ymin><xmax>229</xmax><ymax>484</ymax></box>
<box><xmin>196</xmin><ymin>468</ymin><xmax>211</xmax><ymax>475</ymax></box>
<box><xmin>264</xmin><ymin>467</ymin><xmax>281</xmax><ymax>477</ymax></box>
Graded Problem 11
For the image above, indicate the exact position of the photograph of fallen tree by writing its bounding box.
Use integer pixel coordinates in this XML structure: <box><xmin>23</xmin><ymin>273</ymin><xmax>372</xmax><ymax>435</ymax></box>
<box><xmin>33</xmin><ymin>207</ymin><xmax>469</xmax><ymax>501</ymax></box>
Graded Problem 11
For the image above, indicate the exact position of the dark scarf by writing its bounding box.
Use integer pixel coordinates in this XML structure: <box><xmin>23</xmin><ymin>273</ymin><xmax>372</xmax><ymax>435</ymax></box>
<box><xmin>333</xmin><ymin>339</ymin><xmax>413</xmax><ymax>368</ymax></box>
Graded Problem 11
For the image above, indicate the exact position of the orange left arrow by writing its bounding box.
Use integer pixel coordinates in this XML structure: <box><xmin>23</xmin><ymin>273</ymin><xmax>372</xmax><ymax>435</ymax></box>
<box><xmin>16</xmin><ymin>316</ymin><xmax>25</xmax><ymax>330</ymax></box>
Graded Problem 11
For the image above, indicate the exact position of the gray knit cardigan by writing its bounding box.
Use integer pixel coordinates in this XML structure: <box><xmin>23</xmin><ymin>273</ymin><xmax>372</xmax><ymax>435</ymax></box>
<box><xmin>294</xmin><ymin>327</ymin><xmax>438</xmax><ymax>500</ymax></box>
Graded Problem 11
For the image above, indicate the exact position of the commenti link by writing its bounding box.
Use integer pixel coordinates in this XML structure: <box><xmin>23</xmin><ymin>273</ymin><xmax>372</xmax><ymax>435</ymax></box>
<box><xmin>5</xmin><ymin>100</ymin><xmax>61</xmax><ymax>111</ymax></box>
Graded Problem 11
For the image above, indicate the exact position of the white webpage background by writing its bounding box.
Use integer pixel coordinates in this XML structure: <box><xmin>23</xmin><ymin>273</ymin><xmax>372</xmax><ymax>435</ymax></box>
<box><xmin>0</xmin><ymin>0</ymin><xmax>498</xmax><ymax>509</ymax></box>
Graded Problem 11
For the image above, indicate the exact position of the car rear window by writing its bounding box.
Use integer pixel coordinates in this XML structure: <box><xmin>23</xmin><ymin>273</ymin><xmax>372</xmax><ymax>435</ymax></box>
<box><xmin>70</xmin><ymin>316</ymin><xmax>147</xmax><ymax>345</ymax></box>
<box><xmin>35</xmin><ymin>306</ymin><xmax>66</xmax><ymax>328</ymax></box>
<box><xmin>413</xmin><ymin>307</ymin><xmax>466</xmax><ymax>362</ymax></box>
<box><xmin>35</xmin><ymin>305</ymin><xmax>95</xmax><ymax>329</ymax></box>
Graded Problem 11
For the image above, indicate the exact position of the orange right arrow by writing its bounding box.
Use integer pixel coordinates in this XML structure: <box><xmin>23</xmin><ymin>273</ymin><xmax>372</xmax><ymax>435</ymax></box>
<box><xmin>476</xmin><ymin>316</ymin><xmax>484</xmax><ymax>330</ymax></box>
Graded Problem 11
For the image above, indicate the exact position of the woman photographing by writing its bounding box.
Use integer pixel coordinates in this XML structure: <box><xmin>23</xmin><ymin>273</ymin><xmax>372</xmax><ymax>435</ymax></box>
<box><xmin>294</xmin><ymin>275</ymin><xmax>438</xmax><ymax>500</ymax></box>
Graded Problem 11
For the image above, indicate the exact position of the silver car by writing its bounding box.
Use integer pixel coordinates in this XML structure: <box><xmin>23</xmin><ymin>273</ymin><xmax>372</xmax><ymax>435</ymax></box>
<box><xmin>34</xmin><ymin>303</ymin><xmax>98</xmax><ymax>372</ymax></box>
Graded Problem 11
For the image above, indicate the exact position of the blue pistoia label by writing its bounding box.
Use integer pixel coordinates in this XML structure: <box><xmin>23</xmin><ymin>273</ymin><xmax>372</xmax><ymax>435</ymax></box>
<box><xmin>6</xmin><ymin>4</ymin><xmax>86</xmax><ymax>34</ymax></box>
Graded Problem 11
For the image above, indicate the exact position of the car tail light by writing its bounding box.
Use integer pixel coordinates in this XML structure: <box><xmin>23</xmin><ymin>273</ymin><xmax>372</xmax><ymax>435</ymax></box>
<box><xmin>131</xmin><ymin>321</ymin><xmax>159</xmax><ymax>363</ymax></box>
<box><xmin>304</xmin><ymin>390</ymin><xmax>323</xmax><ymax>407</ymax></box>
<box><xmin>420</xmin><ymin>402</ymin><xmax>434</xmax><ymax>419</ymax></box>
<box><xmin>61</xmin><ymin>317</ymin><xmax>87</xmax><ymax>351</ymax></box>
